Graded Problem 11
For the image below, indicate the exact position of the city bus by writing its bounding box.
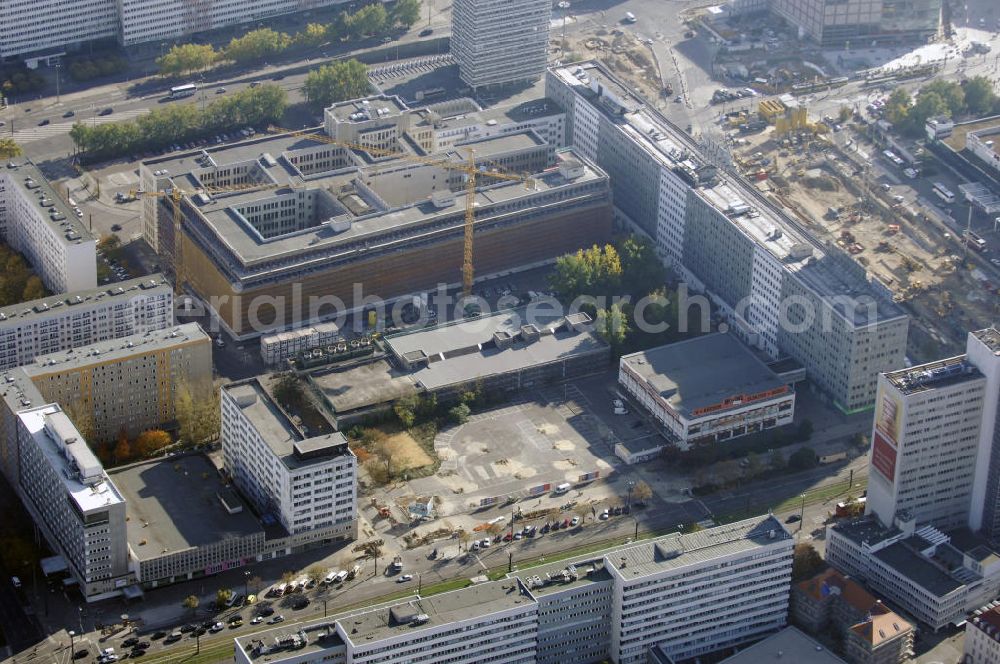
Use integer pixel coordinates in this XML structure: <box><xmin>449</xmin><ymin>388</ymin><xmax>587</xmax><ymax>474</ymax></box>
<box><xmin>169</xmin><ymin>84</ymin><xmax>198</xmax><ymax>99</ymax></box>
<box><xmin>963</xmin><ymin>230</ymin><xmax>988</xmax><ymax>252</ymax></box>
<box><xmin>932</xmin><ymin>182</ymin><xmax>955</xmax><ymax>204</ymax></box>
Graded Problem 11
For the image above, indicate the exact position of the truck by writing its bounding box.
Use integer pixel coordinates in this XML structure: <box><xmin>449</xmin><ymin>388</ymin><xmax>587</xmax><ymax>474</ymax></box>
<box><xmin>390</xmin><ymin>556</ymin><xmax>404</xmax><ymax>573</ymax></box>
<box><xmin>964</xmin><ymin>230</ymin><xmax>988</xmax><ymax>253</ymax></box>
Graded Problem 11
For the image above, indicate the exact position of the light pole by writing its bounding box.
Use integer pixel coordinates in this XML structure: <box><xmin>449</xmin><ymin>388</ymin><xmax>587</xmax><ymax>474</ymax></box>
<box><xmin>55</xmin><ymin>62</ymin><xmax>61</xmax><ymax>104</ymax></box>
<box><xmin>243</xmin><ymin>570</ymin><xmax>250</xmax><ymax>600</ymax></box>
<box><xmin>68</xmin><ymin>630</ymin><xmax>75</xmax><ymax>653</ymax></box>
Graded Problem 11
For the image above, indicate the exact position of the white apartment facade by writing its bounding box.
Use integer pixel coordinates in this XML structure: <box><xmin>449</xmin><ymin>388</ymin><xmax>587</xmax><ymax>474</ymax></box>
<box><xmin>450</xmin><ymin>0</ymin><xmax>551</xmax><ymax>89</ymax></box>
<box><xmin>0</xmin><ymin>276</ymin><xmax>173</xmax><ymax>371</ymax></box>
<box><xmin>13</xmin><ymin>404</ymin><xmax>132</xmax><ymax>600</ymax></box>
<box><xmin>0</xmin><ymin>164</ymin><xmax>96</xmax><ymax>294</ymax></box>
<box><xmin>221</xmin><ymin>379</ymin><xmax>357</xmax><ymax>541</ymax></box>
<box><xmin>233</xmin><ymin>516</ymin><xmax>794</xmax><ymax>664</ymax></box>
<box><xmin>0</xmin><ymin>0</ymin><xmax>117</xmax><ymax>61</ymax></box>
<box><xmin>546</xmin><ymin>61</ymin><xmax>909</xmax><ymax>413</ymax></box>
<box><xmin>965</xmin><ymin>604</ymin><xmax>1000</xmax><ymax>664</ymax></box>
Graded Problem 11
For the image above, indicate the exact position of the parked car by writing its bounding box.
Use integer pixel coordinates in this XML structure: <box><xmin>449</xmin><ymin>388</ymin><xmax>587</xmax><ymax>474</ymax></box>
<box><xmin>63</xmin><ymin>110</ymin><xmax>75</xmax><ymax>118</ymax></box>
<box><xmin>99</xmin><ymin>108</ymin><xmax>113</xmax><ymax>116</ymax></box>
<box><xmin>419</xmin><ymin>28</ymin><xmax>433</xmax><ymax>36</ymax></box>
<box><xmin>397</xmin><ymin>574</ymin><xmax>414</xmax><ymax>583</ymax></box>
<box><xmin>570</xmin><ymin>516</ymin><xmax>581</xmax><ymax>527</ymax></box>
<box><xmin>38</xmin><ymin>119</ymin><xmax>49</xmax><ymax>126</ymax></box>
<box><xmin>269</xmin><ymin>615</ymin><xmax>285</xmax><ymax>624</ymax></box>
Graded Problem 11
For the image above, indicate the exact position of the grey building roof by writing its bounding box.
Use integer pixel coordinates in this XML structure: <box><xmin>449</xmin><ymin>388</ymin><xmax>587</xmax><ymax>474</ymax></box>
<box><xmin>716</xmin><ymin>627</ymin><xmax>847</xmax><ymax>664</ymax></box>
<box><xmin>830</xmin><ymin>516</ymin><xmax>902</xmax><ymax>547</ymax></box>
<box><xmin>2</xmin><ymin>161</ymin><xmax>95</xmax><ymax>247</ymax></box>
<box><xmin>873</xmin><ymin>542</ymin><xmax>965</xmax><ymax>597</ymax></box>
<box><xmin>0</xmin><ymin>274</ymin><xmax>171</xmax><ymax>324</ymax></box>
<box><xmin>608</xmin><ymin>515</ymin><xmax>790</xmax><ymax>581</ymax></box>
<box><xmin>620</xmin><ymin>333</ymin><xmax>790</xmax><ymax>419</ymax></box>
<box><xmin>19</xmin><ymin>323</ymin><xmax>207</xmax><ymax>376</ymax></box>
<box><xmin>223</xmin><ymin>378</ymin><xmax>351</xmax><ymax>470</ymax></box>
<box><xmin>385</xmin><ymin>306</ymin><xmax>608</xmax><ymax>391</ymax></box>
<box><xmin>109</xmin><ymin>454</ymin><xmax>262</xmax><ymax>562</ymax></box>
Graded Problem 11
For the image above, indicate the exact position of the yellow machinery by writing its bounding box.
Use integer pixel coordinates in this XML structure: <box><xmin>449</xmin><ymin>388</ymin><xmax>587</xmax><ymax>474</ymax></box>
<box><xmin>269</xmin><ymin>126</ymin><xmax>533</xmax><ymax>296</ymax></box>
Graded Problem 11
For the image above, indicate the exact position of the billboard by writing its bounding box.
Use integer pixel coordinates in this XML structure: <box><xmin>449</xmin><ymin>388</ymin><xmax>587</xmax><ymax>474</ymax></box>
<box><xmin>875</xmin><ymin>390</ymin><xmax>901</xmax><ymax>445</ymax></box>
<box><xmin>871</xmin><ymin>431</ymin><xmax>898</xmax><ymax>483</ymax></box>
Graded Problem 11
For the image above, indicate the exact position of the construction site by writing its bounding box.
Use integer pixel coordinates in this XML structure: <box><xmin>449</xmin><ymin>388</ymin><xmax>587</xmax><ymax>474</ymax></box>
<box><xmin>728</xmin><ymin>99</ymin><xmax>1000</xmax><ymax>361</ymax></box>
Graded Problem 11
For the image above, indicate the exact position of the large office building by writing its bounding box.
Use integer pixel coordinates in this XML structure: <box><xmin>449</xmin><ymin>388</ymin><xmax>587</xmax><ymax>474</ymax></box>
<box><xmin>450</xmin><ymin>0</ymin><xmax>550</xmax><ymax>89</ymax></box>
<box><xmin>19</xmin><ymin>322</ymin><xmax>212</xmax><ymax>442</ymax></box>
<box><xmin>965</xmin><ymin>602</ymin><xmax>1000</xmax><ymax>664</ymax></box>
<box><xmin>618</xmin><ymin>332</ymin><xmax>795</xmax><ymax>450</ymax></box>
<box><xmin>769</xmin><ymin>0</ymin><xmax>941</xmax><ymax>47</ymax></box>
<box><xmin>139</xmin><ymin>129</ymin><xmax>611</xmax><ymax>339</ymax></box>
<box><xmin>546</xmin><ymin>61</ymin><xmax>908</xmax><ymax>413</ymax></box>
<box><xmin>233</xmin><ymin>515</ymin><xmax>794</xmax><ymax>664</ymax></box>
<box><xmin>0</xmin><ymin>162</ymin><xmax>96</xmax><ymax>294</ymax></box>
<box><xmin>12</xmin><ymin>404</ymin><xmax>132</xmax><ymax>600</ymax></box>
<box><xmin>864</xmin><ymin>328</ymin><xmax>1000</xmax><ymax>538</ymax></box>
<box><xmin>0</xmin><ymin>275</ymin><xmax>173</xmax><ymax>371</ymax></box>
<box><xmin>221</xmin><ymin>379</ymin><xmax>357</xmax><ymax>543</ymax></box>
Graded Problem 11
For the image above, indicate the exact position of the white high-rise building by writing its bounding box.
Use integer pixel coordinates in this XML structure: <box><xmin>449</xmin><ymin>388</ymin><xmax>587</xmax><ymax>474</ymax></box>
<box><xmin>865</xmin><ymin>328</ymin><xmax>1000</xmax><ymax>536</ymax></box>
<box><xmin>13</xmin><ymin>404</ymin><xmax>132</xmax><ymax>600</ymax></box>
<box><xmin>0</xmin><ymin>275</ymin><xmax>173</xmax><ymax>371</ymax></box>
<box><xmin>0</xmin><ymin>162</ymin><xmax>96</xmax><ymax>294</ymax></box>
<box><xmin>221</xmin><ymin>379</ymin><xmax>357</xmax><ymax>542</ymax></box>
<box><xmin>451</xmin><ymin>0</ymin><xmax>551</xmax><ymax>89</ymax></box>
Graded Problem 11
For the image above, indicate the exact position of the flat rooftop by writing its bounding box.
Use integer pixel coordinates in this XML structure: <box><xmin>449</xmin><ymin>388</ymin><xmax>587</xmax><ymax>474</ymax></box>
<box><xmin>309</xmin><ymin>359</ymin><xmax>417</xmax><ymax>414</ymax></box>
<box><xmin>620</xmin><ymin>333</ymin><xmax>790</xmax><ymax>420</ymax></box>
<box><xmin>550</xmin><ymin>61</ymin><xmax>905</xmax><ymax>327</ymax></box>
<box><xmin>223</xmin><ymin>378</ymin><xmax>350</xmax><ymax>469</ymax></box>
<box><xmin>143</xmin><ymin>132</ymin><xmax>603</xmax><ymax>275</ymax></box>
<box><xmin>109</xmin><ymin>454</ymin><xmax>262</xmax><ymax>561</ymax></box>
<box><xmin>945</xmin><ymin>116</ymin><xmax>1000</xmax><ymax>151</ymax></box>
<box><xmin>973</xmin><ymin>327</ymin><xmax>1000</xmax><ymax>355</ymax></box>
<box><xmin>884</xmin><ymin>355</ymin><xmax>982</xmax><ymax>395</ymax></box>
<box><xmin>18</xmin><ymin>404</ymin><xmax>124</xmax><ymax>513</ymax></box>
<box><xmin>328</xmin><ymin>94</ymin><xmax>407</xmax><ymax>122</ymax></box>
<box><xmin>385</xmin><ymin>307</ymin><xmax>608</xmax><ymax>391</ymax></box>
<box><xmin>717</xmin><ymin>627</ymin><xmax>846</xmax><ymax>664</ymax></box>
<box><xmin>831</xmin><ymin>516</ymin><xmax>902</xmax><ymax>547</ymax></box>
<box><xmin>609</xmin><ymin>515</ymin><xmax>790</xmax><ymax>580</ymax></box>
<box><xmin>0</xmin><ymin>274</ymin><xmax>170</xmax><ymax>324</ymax></box>
<box><xmin>515</xmin><ymin>555</ymin><xmax>614</xmax><ymax>598</ymax></box>
<box><xmin>20</xmin><ymin>323</ymin><xmax>207</xmax><ymax>377</ymax></box>
<box><xmin>874</xmin><ymin>541</ymin><xmax>965</xmax><ymax>597</ymax></box>
<box><xmin>1</xmin><ymin>161</ymin><xmax>94</xmax><ymax>248</ymax></box>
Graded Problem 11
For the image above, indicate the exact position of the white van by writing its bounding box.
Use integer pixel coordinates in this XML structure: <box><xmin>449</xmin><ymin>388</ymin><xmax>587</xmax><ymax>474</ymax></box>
<box><xmin>555</xmin><ymin>483</ymin><xmax>571</xmax><ymax>494</ymax></box>
<box><xmin>323</xmin><ymin>571</ymin><xmax>338</xmax><ymax>585</ymax></box>
<box><xmin>334</xmin><ymin>570</ymin><xmax>349</xmax><ymax>583</ymax></box>
<box><xmin>624</xmin><ymin>11</ymin><xmax>637</xmax><ymax>23</ymax></box>
<box><xmin>273</xmin><ymin>583</ymin><xmax>287</xmax><ymax>597</ymax></box>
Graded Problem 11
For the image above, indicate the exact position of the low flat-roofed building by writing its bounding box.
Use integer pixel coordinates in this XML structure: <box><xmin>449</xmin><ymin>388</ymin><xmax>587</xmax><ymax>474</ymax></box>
<box><xmin>139</xmin><ymin>128</ymin><xmax>611</xmax><ymax>338</ymax></box>
<box><xmin>109</xmin><ymin>453</ymin><xmax>264</xmax><ymax>589</ymax></box>
<box><xmin>709</xmin><ymin>626</ymin><xmax>847</xmax><ymax>664</ymax></box>
<box><xmin>310</xmin><ymin>307</ymin><xmax>609</xmax><ymax>426</ymax></box>
<box><xmin>19</xmin><ymin>322</ymin><xmax>212</xmax><ymax>442</ymax></box>
<box><xmin>221</xmin><ymin>379</ymin><xmax>357</xmax><ymax>544</ymax></box>
<box><xmin>0</xmin><ymin>274</ymin><xmax>173</xmax><ymax>371</ymax></box>
<box><xmin>618</xmin><ymin>333</ymin><xmax>795</xmax><ymax>450</ymax></box>
<box><xmin>260</xmin><ymin>321</ymin><xmax>341</xmax><ymax>366</ymax></box>
<box><xmin>0</xmin><ymin>161</ymin><xmax>97</xmax><ymax>294</ymax></box>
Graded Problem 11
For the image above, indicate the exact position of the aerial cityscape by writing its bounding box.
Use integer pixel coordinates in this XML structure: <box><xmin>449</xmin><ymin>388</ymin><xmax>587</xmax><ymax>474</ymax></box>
<box><xmin>1</xmin><ymin>0</ymin><xmax>1000</xmax><ymax>662</ymax></box>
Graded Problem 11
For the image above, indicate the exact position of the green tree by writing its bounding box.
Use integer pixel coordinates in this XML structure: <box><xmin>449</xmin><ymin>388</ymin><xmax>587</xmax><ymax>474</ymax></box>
<box><xmin>182</xmin><ymin>594</ymin><xmax>200</xmax><ymax>615</ymax></box>
<box><xmin>448</xmin><ymin>402</ymin><xmax>471</xmax><ymax>425</ymax></box>
<box><xmin>394</xmin><ymin>394</ymin><xmax>418</xmax><ymax>428</ymax></box>
<box><xmin>792</xmin><ymin>542</ymin><xmax>824</xmax><ymax>581</ymax></box>
<box><xmin>883</xmin><ymin>88</ymin><xmax>912</xmax><ymax>126</ymax></box>
<box><xmin>215</xmin><ymin>588</ymin><xmax>233</xmax><ymax>607</ymax></box>
<box><xmin>156</xmin><ymin>43</ymin><xmax>218</xmax><ymax>76</ymax></box>
<box><xmin>20</xmin><ymin>275</ymin><xmax>45</xmax><ymax>301</ymax></box>
<box><xmin>904</xmin><ymin>91</ymin><xmax>951</xmax><ymax>135</ymax></box>
<box><xmin>768</xmin><ymin>449</ymin><xmax>785</xmax><ymax>470</ymax></box>
<box><xmin>963</xmin><ymin>76</ymin><xmax>997</xmax><ymax>116</ymax></box>
<box><xmin>390</xmin><ymin>0</ymin><xmax>422</xmax><ymax>27</ymax></box>
<box><xmin>549</xmin><ymin>244</ymin><xmax>623</xmax><ymax>302</ymax></box>
<box><xmin>788</xmin><ymin>447</ymin><xmax>818</xmax><ymax>470</ymax></box>
<box><xmin>617</xmin><ymin>235</ymin><xmax>665</xmax><ymax>298</ymax></box>
<box><xmin>175</xmin><ymin>379</ymin><xmax>220</xmax><ymax>445</ymax></box>
<box><xmin>595</xmin><ymin>302</ymin><xmax>629</xmax><ymax>351</ymax></box>
<box><xmin>631</xmin><ymin>480</ymin><xmax>652</xmax><ymax>505</ymax></box>
<box><xmin>306</xmin><ymin>564</ymin><xmax>327</xmax><ymax>584</ymax></box>
<box><xmin>838</xmin><ymin>105</ymin><xmax>853</xmax><ymax>123</ymax></box>
<box><xmin>135</xmin><ymin>429</ymin><xmax>172</xmax><ymax>457</ymax></box>
<box><xmin>327</xmin><ymin>11</ymin><xmax>351</xmax><ymax>41</ymax></box>
<box><xmin>225</xmin><ymin>28</ymin><xmax>292</xmax><ymax>64</ymax></box>
<box><xmin>296</xmin><ymin>23</ymin><xmax>330</xmax><ymax>49</ymax></box>
<box><xmin>0</xmin><ymin>138</ymin><xmax>22</xmax><ymax>159</ymax></box>
<box><xmin>349</xmin><ymin>4</ymin><xmax>389</xmax><ymax>37</ymax></box>
<box><xmin>303</xmin><ymin>59</ymin><xmax>370</xmax><ymax>109</ymax></box>
<box><xmin>922</xmin><ymin>80</ymin><xmax>965</xmax><ymax>117</ymax></box>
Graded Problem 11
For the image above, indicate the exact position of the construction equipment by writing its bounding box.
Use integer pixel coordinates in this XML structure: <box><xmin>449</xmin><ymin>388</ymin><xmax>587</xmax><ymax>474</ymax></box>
<box><xmin>269</xmin><ymin>126</ymin><xmax>534</xmax><ymax>296</ymax></box>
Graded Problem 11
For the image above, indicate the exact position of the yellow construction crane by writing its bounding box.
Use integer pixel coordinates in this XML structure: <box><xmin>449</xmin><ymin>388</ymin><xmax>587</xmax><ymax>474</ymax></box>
<box><xmin>269</xmin><ymin>126</ymin><xmax>533</xmax><ymax>296</ymax></box>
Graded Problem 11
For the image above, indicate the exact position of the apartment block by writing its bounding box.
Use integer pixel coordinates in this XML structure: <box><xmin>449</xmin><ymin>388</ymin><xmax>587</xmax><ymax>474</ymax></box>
<box><xmin>451</xmin><ymin>0</ymin><xmax>550</xmax><ymax>89</ymax></box>
<box><xmin>233</xmin><ymin>516</ymin><xmax>793</xmax><ymax>664</ymax></box>
<box><xmin>221</xmin><ymin>379</ymin><xmax>357</xmax><ymax>542</ymax></box>
<box><xmin>769</xmin><ymin>0</ymin><xmax>941</xmax><ymax>46</ymax></box>
<box><xmin>0</xmin><ymin>0</ymin><xmax>117</xmax><ymax>61</ymax></box>
<box><xmin>965</xmin><ymin>602</ymin><xmax>1000</xmax><ymax>664</ymax></box>
<box><xmin>792</xmin><ymin>568</ymin><xmax>914</xmax><ymax>664</ymax></box>
<box><xmin>0</xmin><ymin>162</ymin><xmax>96</xmax><ymax>294</ymax></box>
<box><xmin>12</xmin><ymin>404</ymin><xmax>132</xmax><ymax>600</ymax></box>
<box><xmin>547</xmin><ymin>61</ymin><xmax>908</xmax><ymax>413</ymax></box>
<box><xmin>260</xmin><ymin>321</ymin><xmax>340</xmax><ymax>366</ymax></box>
<box><xmin>0</xmin><ymin>275</ymin><xmax>173</xmax><ymax>371</ymax></box>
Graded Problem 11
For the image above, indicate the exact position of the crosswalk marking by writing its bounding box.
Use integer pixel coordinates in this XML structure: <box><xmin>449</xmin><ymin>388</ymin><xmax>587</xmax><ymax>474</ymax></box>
<box><xmin>12</xmin><ymin>108</ymin><xmax>151</xmax><ymax>144</ymax></box>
